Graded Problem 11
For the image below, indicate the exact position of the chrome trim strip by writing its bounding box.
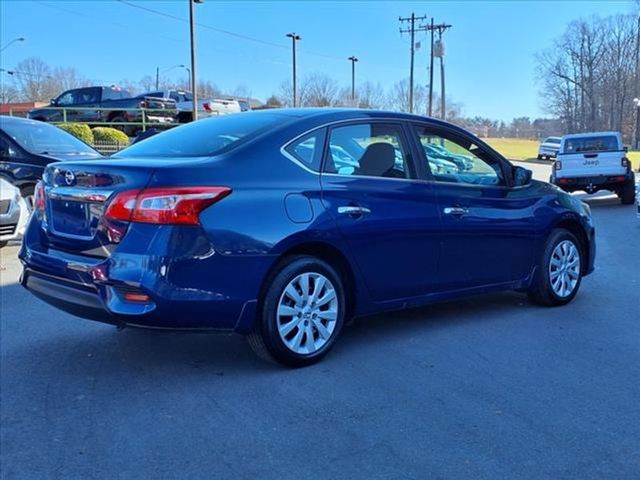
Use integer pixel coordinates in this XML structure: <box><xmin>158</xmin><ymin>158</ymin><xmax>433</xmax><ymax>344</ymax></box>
<box><xmin>47</xmin><ymin>187</ymin><xmax>113</xmax><ymax>203</ymax></box>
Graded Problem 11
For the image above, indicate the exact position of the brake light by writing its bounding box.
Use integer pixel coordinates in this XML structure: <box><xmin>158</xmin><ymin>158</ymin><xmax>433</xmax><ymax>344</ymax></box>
<box><xmin>203</xmin><ymin>102</ymin><xmax>212</xmax><ymax>112</ymax></box>
<box><xmin>554</xmin><ymin>161</ymin><xmax>562</xmax><ymax>171</ymax></box>
<box><xmin>104</xmin><ymin>187</ymin><xmax>231</xmax><ymax>225</ymax></box>
<box><xmin>34</xmin><ymin>181</ymin><xmax>46</xmax><ymax>212</ymax></box>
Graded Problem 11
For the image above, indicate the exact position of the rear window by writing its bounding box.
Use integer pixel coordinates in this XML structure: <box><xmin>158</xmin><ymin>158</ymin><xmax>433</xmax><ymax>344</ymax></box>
<box><xmin>563</xmin><ymin>136</ymin><xmax>619</xmax><ymax>153</ymax></box>
<box><xmin>115</xmin><ymin>113</ymin><xmax>286</xmax><ymax>158</ymax></box>
<box><xmin>545</xmin><ymin>137</ymin><xmax>561</xmax><ymax>144</ymax></box>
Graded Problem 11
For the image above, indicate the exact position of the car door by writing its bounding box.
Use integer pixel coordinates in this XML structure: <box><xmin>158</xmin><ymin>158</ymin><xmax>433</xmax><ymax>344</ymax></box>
<box><xmin>319</xmin><ymin>120</ymin><xmax>442</xmax><ymax>302</ymax></box>
<box><xmin>410</xmin><ymin>122</ymin><xmax>538</xmax><ymax>291</ymax></box>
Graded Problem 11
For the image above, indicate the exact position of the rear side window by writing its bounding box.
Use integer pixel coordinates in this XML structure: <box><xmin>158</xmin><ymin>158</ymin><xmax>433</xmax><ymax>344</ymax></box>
<box><xmin>284</xmin><ymin>129</ymin><xmax>326</xmax><ymax>172</ymax></box>
<box><xmin>323</xmin><ymin>123</ymin><xmax>413</xmax><ymax>179</ymax></box>
<box><xmin>563</xmin><ymin>136</ymin><xmax>619</xmax><ymax>153</ymax></box>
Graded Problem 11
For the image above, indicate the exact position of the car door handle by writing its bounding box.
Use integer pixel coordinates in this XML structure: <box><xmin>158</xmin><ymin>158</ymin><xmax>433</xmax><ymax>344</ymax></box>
<box><xmin>338</xmin><ymin>206</ymin><xmax>371</xmax><ymax>216</ymax></box>
<box><xmin>443</xmin><ymin>207</ymin><xmax>469</xmax><ymax>216</ymax></box>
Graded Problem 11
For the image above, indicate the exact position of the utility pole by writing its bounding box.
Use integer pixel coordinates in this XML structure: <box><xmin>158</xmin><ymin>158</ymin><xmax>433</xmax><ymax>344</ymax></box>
<box><xmin>189</xmin><ymin>0</ymin><xmax>203</xmax><ymax>121</ymax></box>
<box><xmin>424</xmin><ymin>22</ymin><xmax>452</xmax><ymax>119</ymax></box>
<box><xmin>428</xmin><ymin>18</ymin><xmax>434</xmax><ymax>116</ymax></box>
<box><xmin>399</xmin><ymin>13</ymin><xmax>427</xmax><ymax>113</ymax></box>
<box><xmin>634</xmin><ymin>14</ymin><xmax>640</xmax><ymax>149</ymax></box>
<box><xmin>286</xmin><ymin>33</ymin><xmax>301</xmax><ymax>107</ymax></box>
<box><xmin>348</xmin><ymin>56</ymin><xmax>358</xmax><ymax>106</ymax></box>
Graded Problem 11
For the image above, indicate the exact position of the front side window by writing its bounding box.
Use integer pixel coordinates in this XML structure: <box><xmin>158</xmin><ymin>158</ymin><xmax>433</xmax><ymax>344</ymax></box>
<box><xmin>414</xmin><ymin>125</ymin><xmax>504</xmax><ymax>186</ymax></box>
<box><xmin>56</xmin><ymin>91</ymin><xmax>74</xmax><ymax>106</ymax></box>
<box><xmin>284</xmin><ymin>129</ymin><xmax>326</xmax><ymax>172</ymax></box>
<box><xmin>323</xmin><ymin>123</ymin><xmax>413</xmax><ymax>179</ymax></box>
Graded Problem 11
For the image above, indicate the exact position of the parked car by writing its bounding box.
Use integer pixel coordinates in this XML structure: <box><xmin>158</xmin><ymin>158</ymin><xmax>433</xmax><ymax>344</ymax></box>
<box><xmin>537</xmin><ymin>136</ymin><xmax>562</xmax><ymax>160</ymax></box>
<box><xmin>0</xmin><ymin>178</ymin><xmax>29</xmax><ymax>248</ymax></box>
<box><xmin>0</xmin><ymin>116</ymin><xmax>102</xmax><ymax>207</ymax></box>
<box><xmin>19</xmin><ymin>109</ymin><xmax>595</xmax><ymax>366</ymax></box>
<box><xmin>139</xmin><ymin>90</ymin><xmax>251</xmax><ymax>122</ymax></box>
<box><xmin>28</xmin><ymin>86</ymin><xmax>178</xmax><ymax>135</ymax></box>
<box><xmin>551</xmin><ymin>131</ymin><xmax>635</xmax><ymax>204</ymax></box>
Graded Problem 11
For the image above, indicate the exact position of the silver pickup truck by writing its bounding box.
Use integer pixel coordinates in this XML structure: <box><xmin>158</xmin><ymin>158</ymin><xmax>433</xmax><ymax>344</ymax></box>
<box><xmin>139</xmin><ymin>90</ymin><xmax>250</xmax><ymax>123</ymax></box>
<box><xmin>551</xmin><ymin>131</ymin><xmax>635</xmax><ymax>205</ymax></box>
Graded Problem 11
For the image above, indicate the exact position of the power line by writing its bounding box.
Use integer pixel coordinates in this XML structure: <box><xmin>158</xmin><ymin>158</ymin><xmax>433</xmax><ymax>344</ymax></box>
<box><xmin>399</xmin><ymin>13</ymin><xmax>427</xmax><ymax>113</ymax></box>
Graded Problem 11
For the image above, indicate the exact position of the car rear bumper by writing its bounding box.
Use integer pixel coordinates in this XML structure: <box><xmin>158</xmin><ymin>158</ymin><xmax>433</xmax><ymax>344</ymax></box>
<box><xmin>552</xmin><ymin>172</ymin><xmax>633</xmax><ymax>192</ymax></box>
<box><xmin>18</xmin><ymin>236</ymin><xmax>275</xmax><ymax>333</ymax></box>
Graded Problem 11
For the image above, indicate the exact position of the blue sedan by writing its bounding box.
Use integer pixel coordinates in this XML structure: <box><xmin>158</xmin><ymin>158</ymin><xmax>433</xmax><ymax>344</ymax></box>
<box><xmin>19</xmin><ymin>109</ymin><xmax>595</xmax><ymax>366</ymax></box>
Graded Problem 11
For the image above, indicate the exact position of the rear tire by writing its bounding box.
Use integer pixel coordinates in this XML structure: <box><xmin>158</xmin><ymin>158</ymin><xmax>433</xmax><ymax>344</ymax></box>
<box><xmin>537</xmin><ymin>154</ymin><xmax>543</xmax><ymax>160</ymax></box>
<box><xmin>619</xmin><ymin>179</ymin><xmax>635</xmax><ymax>205</ymax></box>
<box><xmin>247</xmin><ymin>255</ymin><xmax>346</xmax><ymax>367</ymax></box>
<box><xmin>0</xmin><ymin>241</ymin><xmax>7</xmax><ymax>249</ymax></box>
<box><xmin>528</xmin><ymin>229</ymin><xmax>583</xmax><ymax>307</ymax></box>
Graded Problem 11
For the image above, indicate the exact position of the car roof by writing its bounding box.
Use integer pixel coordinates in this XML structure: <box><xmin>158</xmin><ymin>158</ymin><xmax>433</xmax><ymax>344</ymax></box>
<box><xmin>562</xmin><ymin>131</ymin><xmax>621</xmax><ymax>139</ymax></box>
<box><xmin>245</xmin><ymin>107</ymin><xmax>456</xmax><ymax>127</ymax></box>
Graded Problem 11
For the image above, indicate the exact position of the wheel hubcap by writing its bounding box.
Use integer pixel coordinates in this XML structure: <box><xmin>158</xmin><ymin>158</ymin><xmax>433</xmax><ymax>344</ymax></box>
<box><xmin>549</xmin><ymin>240</ymin><xmax>581</xmax><ymax>298</ymax></box>
<box><xmin>277</xmin><ymin>272</ymin><xmax>338</xmax><ymax>355</ymax></box>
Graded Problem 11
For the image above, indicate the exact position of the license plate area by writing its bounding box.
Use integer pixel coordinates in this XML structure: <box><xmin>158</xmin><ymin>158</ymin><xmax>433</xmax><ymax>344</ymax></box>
<box><xmin>49</xmin><ymin>199</ymin><xmax>99</xmax><ymax>239</ymax></box>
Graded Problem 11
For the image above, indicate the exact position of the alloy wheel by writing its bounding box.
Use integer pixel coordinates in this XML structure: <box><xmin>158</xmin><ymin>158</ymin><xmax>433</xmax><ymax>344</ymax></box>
<box><xmin>276</xmin><ymin>272</ymin><xmax>339</xmax><ymax>355</ymax></box>
<box><xmin>548</xmin><ymin>240</ymin><xmax>581</xmax><ymax>298</ymax></box>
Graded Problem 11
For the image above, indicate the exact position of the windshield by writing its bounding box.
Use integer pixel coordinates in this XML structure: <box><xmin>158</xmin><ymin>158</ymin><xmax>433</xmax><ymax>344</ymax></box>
<box><xmin>115</xmin><ymin>113</ymin><xmax>286</xmax><ymax>158</ymax></box>
<box><xmin>545</xmin><ymin>137</ymin><xmax>561</xmax><ymax>144</ymax></box>
<box><xmin>1</xmin><ymin>119</ymin><xmax>98</xmax><ymax>156</ymax></box>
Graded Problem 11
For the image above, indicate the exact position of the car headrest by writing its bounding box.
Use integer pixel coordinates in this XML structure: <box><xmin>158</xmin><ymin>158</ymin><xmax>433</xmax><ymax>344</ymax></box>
<box><xmin>357</xmin><ymin>142</ymin><xmax>395</xmax><ymax>177</ymax></box>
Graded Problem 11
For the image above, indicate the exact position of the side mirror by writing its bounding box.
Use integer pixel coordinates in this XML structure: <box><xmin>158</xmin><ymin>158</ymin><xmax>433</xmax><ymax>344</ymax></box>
<box><xmin>623</xmin><ymin>146</ymin><xmax>628</xmax><ymax>153</ymax></box>
<box><xmin>50</xmin><ymin>98</ymin><xmax>58</xmax><ymax>106</ymax></box>
<box><xmin>513</xmin><ymin>166</ymin><xmax>532</xmax><ymax>186</ymax></box>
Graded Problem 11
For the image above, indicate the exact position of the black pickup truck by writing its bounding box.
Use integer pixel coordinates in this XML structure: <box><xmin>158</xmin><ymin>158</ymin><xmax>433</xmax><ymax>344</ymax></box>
<box><xmin>28</xmin><ymin>86</ymin><xmax>177</xmax><ymax>134</ymax></box>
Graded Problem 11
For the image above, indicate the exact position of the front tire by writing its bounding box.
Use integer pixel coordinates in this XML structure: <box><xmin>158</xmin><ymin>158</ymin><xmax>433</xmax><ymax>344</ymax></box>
<box><xmin>528</xmin><ymin>229</ymin><xmax>583</xmax><ymax>306</ymax></box>
<box><xmin>247</xmin><ymin>256</ymin><xmax>346</xmax><ymax>367</ymax></box>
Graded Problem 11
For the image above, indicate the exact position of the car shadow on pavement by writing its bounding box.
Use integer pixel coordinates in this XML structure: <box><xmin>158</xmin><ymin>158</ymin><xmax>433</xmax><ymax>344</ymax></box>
<box><xmin>2</xmin><ymin>276</ymin><xmax>538</xmax><ymax>376</ymax></box>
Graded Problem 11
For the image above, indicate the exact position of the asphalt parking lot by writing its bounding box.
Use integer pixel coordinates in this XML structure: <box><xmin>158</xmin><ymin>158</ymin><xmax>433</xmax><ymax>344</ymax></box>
<box><xmin>1</xmin><ymin>162</ymin><xmax>638</xmax><ymax>479</ymax></box>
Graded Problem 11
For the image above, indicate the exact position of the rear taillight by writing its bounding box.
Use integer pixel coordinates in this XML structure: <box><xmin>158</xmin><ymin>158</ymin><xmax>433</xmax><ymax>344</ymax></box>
<box><xmin>104</xmin><ymin>187</ymin><xmax>231</xmax><ymax>225</ymax></box>
<box><xmin>34</xmin><ymin>181</ymin><xmax>46</xmax><ymax>212</ymax></box>
<box><xmin>203</xmin><ymin>102</ymin><xmax>212</xmax><ymax>112</ymax></box>
<box><xmin>554</xmin><ymin>161</ymin><xmax>562</xmax><ymax>171</ymax></box>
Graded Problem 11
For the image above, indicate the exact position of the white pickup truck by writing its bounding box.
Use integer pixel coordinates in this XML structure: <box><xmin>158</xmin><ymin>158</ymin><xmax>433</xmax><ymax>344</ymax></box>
<box><xmin>551</xmin><ymin>131</ymin><xmax>635</xmax><ymax>205</ymax></box>
<box><xmin>139</xmin><ymin>90</ymin><xmax>250</xmax><ymax>123</ymax></box>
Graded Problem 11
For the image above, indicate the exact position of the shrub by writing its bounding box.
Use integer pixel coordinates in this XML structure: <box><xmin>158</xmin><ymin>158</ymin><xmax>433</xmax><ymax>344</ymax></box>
<box><xmin>91</xmin><ymin>127</ymin><xmax>130</xmax><ymax>146</ymax></box>
<box><xmin>57</xmin><ymin>123</ymin><xmax>93</xmax><ymax>144</ymax></box>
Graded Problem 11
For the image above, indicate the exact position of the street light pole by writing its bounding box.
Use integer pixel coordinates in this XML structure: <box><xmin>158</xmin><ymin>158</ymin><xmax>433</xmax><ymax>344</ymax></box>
<box><xmin>189</xmin><ymin>0</ymin><xmax>203</xmax><ymax>121</ymax></box>
<box><xmin>286</xmin><ymin>33</ymin><xmax>301</xmax><ymax>107</ymax></box>
<box><xmin>348</xmin><ymin>56</ymin><xmax>358</xmax><ymax>106</ymax></box>
<box><xmin>0</xmin><ymin>37</ymin><xmax>25</xmax><ymax>53</ymax></box>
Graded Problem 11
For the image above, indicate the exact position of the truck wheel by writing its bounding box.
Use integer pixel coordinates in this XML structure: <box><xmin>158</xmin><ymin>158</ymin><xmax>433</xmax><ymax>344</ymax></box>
<box><xmin>619</xmin><ymin>180</ymin><xmax>635</xmax><ymax>205</ymax></box>
<box><xmin>528</xmin><ymin>229</ymin><xmax>583</xmax><ymax>307</ymax></box>
<box><xmin>0</xmin><ymin>241</ymin><xmax>7</xmax><ymax>249</ymax></box>
<box><xmin>247</xmin><ymin>255</ymin><xmax>346</xmax><ymax>367</ymax></box>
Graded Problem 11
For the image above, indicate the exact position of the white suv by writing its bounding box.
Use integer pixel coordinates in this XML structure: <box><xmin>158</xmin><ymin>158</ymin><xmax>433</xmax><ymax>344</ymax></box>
<box><xmin>551</xmin><ymin>131</ymin><xmax>635</xmax><ymax>205</ymax></box>
<box><xmin>537</xmin><ymin>136</ymin><xmax>561</xmax><ymax>160</ymax></box>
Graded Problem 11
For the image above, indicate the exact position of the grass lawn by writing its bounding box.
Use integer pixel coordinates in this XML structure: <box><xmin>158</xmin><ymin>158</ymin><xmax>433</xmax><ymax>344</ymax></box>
<box><xmin>484</xmin><ymin>137</ymin><xmax>640</xmax><ymax>169</ymax></box>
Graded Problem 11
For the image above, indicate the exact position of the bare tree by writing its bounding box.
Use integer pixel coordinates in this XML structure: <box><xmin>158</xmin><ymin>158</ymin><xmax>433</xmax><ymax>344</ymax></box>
<box><xmin>387</xmin><ymin>78</ymin><xmax>426</xmax><ymax>113</ymax></box>
<box><xmin>357</xmin><ymin>81</ymin><xmax>386</xmax><ymax>109</ymax></box>
<box><xmin>11</xmin><ymin>57</ymin><xmax>58</xmax><ymax>102</ymax></box>
<box><xmin>537</xmin><ymin>14</ymin><xmax>639</xmax><ymax>141</ymax></box>
<box><xmin>301</xmin><ymin>73</ymin><xmax>339</xmax><ymax>107</ymax></box>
